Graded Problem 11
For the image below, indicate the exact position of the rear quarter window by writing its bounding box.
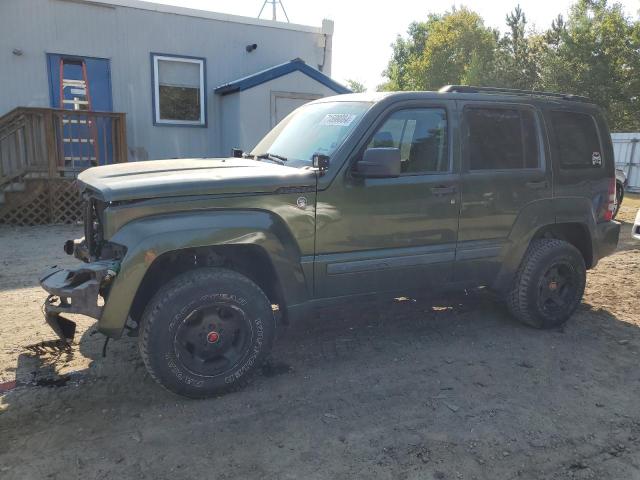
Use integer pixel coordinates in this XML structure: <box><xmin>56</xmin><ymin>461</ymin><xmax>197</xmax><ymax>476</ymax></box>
<box><xmin>550</xmin><ymin>111</ymin><xmax>602</xmax><ymax>168</ymax></box>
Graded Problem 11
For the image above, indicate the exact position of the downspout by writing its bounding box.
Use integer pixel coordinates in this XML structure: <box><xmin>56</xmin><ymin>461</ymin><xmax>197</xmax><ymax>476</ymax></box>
<box><xmin>319</xmin><ymin>34</ymin><xmax>327</xmax><ymax>72</ymax></box>
<box><xmin>318</xmin><ymin>19</ymin><xmax>334</xmax><ymax>74</ymax></box>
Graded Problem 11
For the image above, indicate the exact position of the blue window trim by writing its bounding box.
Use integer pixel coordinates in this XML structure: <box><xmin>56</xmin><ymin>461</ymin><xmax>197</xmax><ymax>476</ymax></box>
<box><xmin>46</xmin><ymin>52</ymin><xmax>113</xmax><ymax>111</ymax></box>
<box><xmin>214</xmin><ymin>58</ymin><xmax>351</xmax><ymax>96</ymax></box>
<box><xmin>151</xmin><ymin>52</ymin><xmax>207</xmax><ymax>128</ymax></box>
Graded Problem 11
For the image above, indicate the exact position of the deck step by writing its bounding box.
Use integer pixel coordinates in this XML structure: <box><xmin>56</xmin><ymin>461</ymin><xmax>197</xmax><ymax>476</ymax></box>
<box><xmin>2</xmin><ymin>182</ymin><xmax>26</xmax><ymax>193</ymax></box>
<box><xmin>64</xmin><ymin>156</ymin><xmax>97</xmax><ymax>161</ymax></box>
<box><xmin>24</xmin><ymin>171</ymin><xmax>50</xmax><ymax>179</ymax></box>
<box><xmin>63</xmin><ymin>138</ymin><xmax>94</xmax><ymax>143</ymax></box>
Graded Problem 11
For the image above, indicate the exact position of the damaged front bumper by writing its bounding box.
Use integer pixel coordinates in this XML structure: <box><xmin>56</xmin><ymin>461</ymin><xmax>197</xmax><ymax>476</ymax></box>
<box><xmin>39</xmin><ymin>260</ymin><xmax>119</xmax><ymax>341</ymax></box>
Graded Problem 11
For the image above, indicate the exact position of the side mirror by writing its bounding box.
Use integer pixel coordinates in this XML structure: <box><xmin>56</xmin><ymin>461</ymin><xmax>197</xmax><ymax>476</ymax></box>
<box><xmin>355</xmin><ymin>148</ymin><xmax>401</xmax><ymax>178</ymax></box>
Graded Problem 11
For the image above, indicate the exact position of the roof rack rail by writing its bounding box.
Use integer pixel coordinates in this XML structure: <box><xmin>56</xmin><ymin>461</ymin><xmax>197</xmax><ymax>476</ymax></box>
<box><xmin>438</xmin><ymin>85</ymin><xmax>592</xmax><ymax>103</ymax></box>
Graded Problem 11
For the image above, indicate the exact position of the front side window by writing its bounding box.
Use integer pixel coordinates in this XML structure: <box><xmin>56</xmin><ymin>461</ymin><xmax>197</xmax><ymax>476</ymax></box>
<box><xmin>465</xmin><ymin>107</ymin><xmax>539</xmax><ymax>170</ymax></box>
<box><xmin>550</xmin><ymin>111</ymin><xmax>602</xmax><ymax>168</ymax></box>
<box><xmin>250</xmin><ymin>101</ymin><xmax>371</xmax><ymax>166</ymax></box>
<box><xmin>368</xmin><ymin>108</ymin><xmax>449</xmax><ymax>174</ymax></box>
<box><xmin>152</xmin><ymin>54</ymin><xmax>205</xmax><ymax>126</ymax></box>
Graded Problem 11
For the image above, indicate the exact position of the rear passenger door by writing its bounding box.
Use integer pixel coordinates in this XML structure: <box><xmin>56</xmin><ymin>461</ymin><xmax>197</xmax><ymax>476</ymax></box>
<box><xmin>455</xmin><ymin>102</ymin><xmax>551</xmax><ymax>284</ymax></box>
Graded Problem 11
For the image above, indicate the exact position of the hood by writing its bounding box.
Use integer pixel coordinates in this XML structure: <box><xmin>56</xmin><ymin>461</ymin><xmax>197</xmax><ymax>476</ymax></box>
<box><xmin>77</xmin><ymin>158</ymin><xmax>316</xmax><ymax>202</ymax></box>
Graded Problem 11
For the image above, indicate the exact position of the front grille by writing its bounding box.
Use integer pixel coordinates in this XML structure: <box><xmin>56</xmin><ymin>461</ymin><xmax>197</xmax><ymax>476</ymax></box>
<box><xmin>84</xmin><ymin>198</ymin><xmax>104</xmax><ymax>258</ymax></box>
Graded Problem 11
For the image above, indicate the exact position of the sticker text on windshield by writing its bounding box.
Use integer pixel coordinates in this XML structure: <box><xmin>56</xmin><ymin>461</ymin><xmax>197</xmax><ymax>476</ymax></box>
<box><xmin>319</xmin><ymin>113</ymin><xmax>357</xmax><ymax>127</ymax></box>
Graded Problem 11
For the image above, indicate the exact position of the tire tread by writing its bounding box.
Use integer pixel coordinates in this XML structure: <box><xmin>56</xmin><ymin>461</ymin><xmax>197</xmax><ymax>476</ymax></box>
<box><xmin>138</xmin><ymin>267</ymin><xmax>273</xmax><ymax>398</ymax></box>
<box><xmin>507</xmin><ymin>239</ymin><xmax>584</xmax><ymax>328</ymax></box>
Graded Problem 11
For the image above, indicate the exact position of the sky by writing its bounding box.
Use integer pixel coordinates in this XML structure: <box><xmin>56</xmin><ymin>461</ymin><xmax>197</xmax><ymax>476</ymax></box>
<box><xmin>151</xmin><ymin>0</ymin><xmax>640</xmax><ymax>90</ymax></box>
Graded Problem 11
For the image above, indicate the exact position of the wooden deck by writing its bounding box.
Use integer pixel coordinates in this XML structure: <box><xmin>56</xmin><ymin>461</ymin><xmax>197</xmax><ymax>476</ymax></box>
<box><xmin>0</xmin><ymin>107</ymin><xmax>127</xmax><ymax>225</ymax></box>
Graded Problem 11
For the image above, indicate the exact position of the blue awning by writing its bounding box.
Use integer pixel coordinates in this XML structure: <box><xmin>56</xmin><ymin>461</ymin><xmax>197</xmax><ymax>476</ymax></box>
<box><xmin>214</xmin><ymin>58</ymin><xmax>351</xmax><ymax>96</ymax></box>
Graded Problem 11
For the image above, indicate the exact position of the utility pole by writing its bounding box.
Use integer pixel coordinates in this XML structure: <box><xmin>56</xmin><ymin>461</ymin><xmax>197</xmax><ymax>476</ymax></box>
<box><xmin>258</xmin><ymin>0</ymin><xmax>290</xmax><ymax>22</ymax></box>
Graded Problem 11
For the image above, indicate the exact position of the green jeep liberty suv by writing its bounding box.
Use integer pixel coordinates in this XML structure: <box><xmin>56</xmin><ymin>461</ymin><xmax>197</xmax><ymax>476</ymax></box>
<box><xmin>40</xmin><ymin>86</ymin><xmax>620</xmax><ymax>398</ymax></box>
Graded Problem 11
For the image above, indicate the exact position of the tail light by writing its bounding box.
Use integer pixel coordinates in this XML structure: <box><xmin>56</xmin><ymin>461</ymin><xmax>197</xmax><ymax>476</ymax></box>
<box><xmin>604</xmin><ymin>177</ymin><xmax>616</xmax><ymax>221</ymax></box>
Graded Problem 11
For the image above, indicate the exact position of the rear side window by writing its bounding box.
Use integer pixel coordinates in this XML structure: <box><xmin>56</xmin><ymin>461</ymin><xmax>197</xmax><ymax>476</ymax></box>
<box><xmin>465</xmin><ymin>107</ymin><xmax>540</xmax><ymax>170</ymax></box>
<box><xmin>550</xmin><ymin>111</ymin><xmax>602</xmax><ymax>168</ymax></box>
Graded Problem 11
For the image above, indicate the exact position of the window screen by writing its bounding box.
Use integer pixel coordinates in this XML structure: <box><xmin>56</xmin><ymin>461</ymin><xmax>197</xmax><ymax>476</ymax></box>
<box><xmin>153</xmin><ymin>55</ymin><xmax>205</xmax><ymax>125</ymax></box>
<box><xmin>550</xmin><ymin>111</ymin><xmax>602</xmax><ymax>168</ymax></box>
<box><xmin>465</xmin><ymin>108</ymin><xmax>539</xmax><ymax>170</ymax></box>
<box><xmin>368</xmin><ymin>108</ymin><xmax>448</xmax><ymax>173</ymax></box>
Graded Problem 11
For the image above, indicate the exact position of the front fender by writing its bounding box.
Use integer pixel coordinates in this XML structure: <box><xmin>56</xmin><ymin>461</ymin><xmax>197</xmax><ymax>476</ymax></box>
<box><xmin>98</xmin><ymin>210</ymin><xmax>309</xmax><ymax>337</ymax></box>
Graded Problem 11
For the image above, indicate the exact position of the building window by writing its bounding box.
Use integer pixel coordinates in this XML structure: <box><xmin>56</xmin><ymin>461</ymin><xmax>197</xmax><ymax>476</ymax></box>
<box><xmin>152</xmin><ymin>54</ymin><xmax>206</xmax><ymax>126</ymax></box>
<box><xmin>464</xmin><ymin>107</ymin><xmax>540</xmax><ymax>170</ymax></box>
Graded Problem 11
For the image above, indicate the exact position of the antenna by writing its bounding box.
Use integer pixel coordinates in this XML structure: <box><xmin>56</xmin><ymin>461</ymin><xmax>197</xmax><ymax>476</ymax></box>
<box><xmin>258</xmin><ymin>0</ymin><xmax>290</xmax><ymax>22</ymax></box>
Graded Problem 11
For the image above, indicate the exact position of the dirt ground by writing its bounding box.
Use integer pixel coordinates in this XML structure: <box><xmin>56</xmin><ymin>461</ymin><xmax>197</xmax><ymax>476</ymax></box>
<box><xmin>0</xmin><ymin>196</ymin><xmax>639</xmax><ymax>480</ymax></box>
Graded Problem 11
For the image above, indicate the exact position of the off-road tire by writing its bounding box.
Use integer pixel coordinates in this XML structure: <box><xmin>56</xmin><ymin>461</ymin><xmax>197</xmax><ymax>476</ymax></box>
<box><xmin>139</xmin><ymin>267</ymin><xmax>275</xmax><ymax>398</ymax></box>
<box><xmin>507</xmin><ymin>239</ymin><xmax>586</xmax><ymax>329</ymax></box>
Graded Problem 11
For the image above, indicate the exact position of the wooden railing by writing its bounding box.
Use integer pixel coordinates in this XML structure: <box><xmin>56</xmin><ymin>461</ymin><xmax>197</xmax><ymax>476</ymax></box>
<box><xmin>0</xmin><ymin>107</ymin><xmax>127</xmax><ymax>186</ymax></box>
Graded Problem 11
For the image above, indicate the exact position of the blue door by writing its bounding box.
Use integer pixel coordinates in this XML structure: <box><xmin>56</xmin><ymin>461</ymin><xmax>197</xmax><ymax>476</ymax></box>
<box><xmin>47</xmin><ymin>54</ymin><xmax>114</xmax><ymax>168</ymax></box>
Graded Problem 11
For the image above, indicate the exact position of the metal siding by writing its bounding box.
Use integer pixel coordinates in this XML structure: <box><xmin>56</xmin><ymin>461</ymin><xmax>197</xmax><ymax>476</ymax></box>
<box><xmin>231</xmin><ymin>70</ymin><xmax>342</xmax><ymax>154</ymax></box>
<box><xmin>612</xmin><ymin>133</ymin><xmax>640</xmax><ymax>192</ymax></box>
<box><xmin>0</xmin><ymin>0</ymin><xmax>332</xmax><ymax>159</ymax></box>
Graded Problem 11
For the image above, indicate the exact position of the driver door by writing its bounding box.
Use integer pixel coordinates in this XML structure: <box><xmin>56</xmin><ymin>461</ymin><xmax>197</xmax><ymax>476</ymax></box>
<box><xmin>313</xmin><ymin>101</ymin><xmax>460</xmax><ymax>299</ymax></box>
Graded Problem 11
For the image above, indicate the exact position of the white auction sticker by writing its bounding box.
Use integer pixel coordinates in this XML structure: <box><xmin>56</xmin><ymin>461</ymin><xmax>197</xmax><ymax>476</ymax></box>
<box><xmin>319</xmin><ymin>113</ymin><xmax>357</xmax><ymax>127</ymax></box>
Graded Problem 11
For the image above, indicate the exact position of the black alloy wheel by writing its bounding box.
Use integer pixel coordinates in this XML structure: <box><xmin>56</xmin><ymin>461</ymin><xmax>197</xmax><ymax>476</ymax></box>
<box><xmin>174</xmin><ymin>303</ymin><xmax>252</xmax><ymax>377</ymax></box>
<box><xmin>536</xmin><ymin>261</ymin><xmax>579</xmax><ymax>318</ymax></box>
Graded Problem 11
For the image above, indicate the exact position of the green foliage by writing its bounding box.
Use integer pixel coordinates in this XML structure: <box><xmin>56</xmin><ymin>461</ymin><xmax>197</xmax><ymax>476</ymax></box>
<box><xmin>380</xmin><ymin>9</ymin><xmax>499</xmax><ymax>91</ymax></box>
<box><xmin>540</xmin><ymin>0</ymin><xmax>640</xmax><ymax>130</ymax></box>
<box><xmin>493</xmin><ymin>6</ymin><xmax>540</xmax><ymax>90</ymax></box>
<box><xmin>380</xmin><ymin>0</ymin><xmax>640</xmax><ymax>131</ymax></box>
<box><xmin>345</xmin><ymin>79</ymin><xmax>367</xmax><ymax>93</ymax></box>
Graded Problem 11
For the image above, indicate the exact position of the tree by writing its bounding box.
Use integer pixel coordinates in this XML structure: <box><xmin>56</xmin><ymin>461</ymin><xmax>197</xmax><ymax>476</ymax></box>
<box><xmin>378</xmin><ymin>0</ymin><xmax>640</xmax><ymax>130</ymax></box>
<box><xmin>538</xmin><ymin>0</ymin><xmax>640</xmax><ymax>130</ymax></box>
<box><xmin>345</xmin><ymin>79</ymin><xmax>367</xmax><ymax>93</ymax></box>
<box><xmin>493</xmin><ymin>6</ymin><xmax>540</xmax><ymax>90</ymax></box>
<box><xmin>379</xmin><ymin>8</ymin><xmax>499</xmax><ymax>91</ymax></box>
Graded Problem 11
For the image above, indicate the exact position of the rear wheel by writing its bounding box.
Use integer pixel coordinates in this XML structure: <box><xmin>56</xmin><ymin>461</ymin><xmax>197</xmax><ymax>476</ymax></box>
<box><xmin>139</xmin><ymin>268</ymin><xmax>275</xmax><ymax>398</ymax></box>
<box><xmin>507</xmin><ymin>239</ymin><xmax>586</xmax><ymax>329</ymax></box>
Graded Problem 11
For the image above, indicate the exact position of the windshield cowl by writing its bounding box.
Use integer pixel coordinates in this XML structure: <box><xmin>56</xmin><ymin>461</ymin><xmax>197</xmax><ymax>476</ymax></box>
<box><xmin>253</xmin><ymin>152</ymin><xmax>288</xmax><ymax>165</ymax></box>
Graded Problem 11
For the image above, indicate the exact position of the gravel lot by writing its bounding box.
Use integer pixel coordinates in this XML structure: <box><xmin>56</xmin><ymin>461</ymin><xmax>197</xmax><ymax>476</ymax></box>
<box><xmin>1</xmin><ymin>196</ymin><xmax>639</xmax><ymax>480</ymax></box>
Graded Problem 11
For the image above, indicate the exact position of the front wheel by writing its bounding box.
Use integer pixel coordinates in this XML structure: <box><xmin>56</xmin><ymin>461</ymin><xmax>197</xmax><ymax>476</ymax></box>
<box><xmin>139</xmin><ymin>268</ymin><xmax>275</xmax><ymax>398</ymax></box>
<box><xmin>507</xmin><ymin>239</ymin><xmax>586</xmax><ymax>329</ymax></box>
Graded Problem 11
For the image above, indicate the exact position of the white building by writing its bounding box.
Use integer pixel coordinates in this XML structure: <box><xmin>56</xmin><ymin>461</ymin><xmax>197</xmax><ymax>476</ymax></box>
<box><xmin>0</xmin><ymin>0</ymin><xmax>348</xmax><ymax>162</ymax></box>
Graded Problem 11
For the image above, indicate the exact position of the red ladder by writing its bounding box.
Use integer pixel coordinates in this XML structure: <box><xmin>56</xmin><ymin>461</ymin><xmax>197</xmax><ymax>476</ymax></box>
<box><xmin>58</xmin><ymin>58</ymin><xmax>100</xmax><ymax>169</ymax></box>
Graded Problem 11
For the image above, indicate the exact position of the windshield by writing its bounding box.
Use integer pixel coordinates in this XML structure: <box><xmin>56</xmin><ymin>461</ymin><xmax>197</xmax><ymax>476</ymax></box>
<box><xmin>250</xmin><ymin>101</ymin><xmax>371</xmax><ymax>166</ymax></box>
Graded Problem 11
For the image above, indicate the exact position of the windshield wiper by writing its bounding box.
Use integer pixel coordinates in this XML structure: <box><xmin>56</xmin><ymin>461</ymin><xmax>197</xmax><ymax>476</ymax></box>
<box><xmin>253</xmin><ymin>152</ymin><xmax>288</xmax><ymax>165</ymax></box>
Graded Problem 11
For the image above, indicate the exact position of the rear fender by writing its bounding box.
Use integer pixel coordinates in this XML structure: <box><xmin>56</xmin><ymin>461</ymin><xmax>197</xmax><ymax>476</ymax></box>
<box><xmin>99</xmin><ymin>210</ymin><xmax>308</xmax><ymax>337</ymax></box>
<box><xmin>492</xmin><ymin>197</ymin><xmax>597</xmax><ymax>293</ymax></box>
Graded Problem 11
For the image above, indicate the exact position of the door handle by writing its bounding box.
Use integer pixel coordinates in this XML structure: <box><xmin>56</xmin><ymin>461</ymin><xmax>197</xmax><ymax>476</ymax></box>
<box><xmin>431</xmin><ymin>185</ymin><xmax>457</xmax><ymax>195</ymax></box>
<box><xmin>525</xmin><ymin>180</ymin><xmax>548</xmax><ymax>190</ymax></box>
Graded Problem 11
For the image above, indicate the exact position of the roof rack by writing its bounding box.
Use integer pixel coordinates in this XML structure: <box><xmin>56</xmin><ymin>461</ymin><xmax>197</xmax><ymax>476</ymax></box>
<box><xmin>438</xmin><ymin>85</ymin><xmax>592</xmax><ymax>103</ymax></box>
